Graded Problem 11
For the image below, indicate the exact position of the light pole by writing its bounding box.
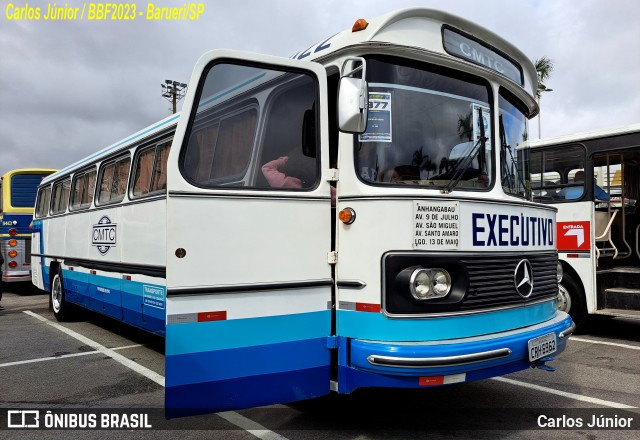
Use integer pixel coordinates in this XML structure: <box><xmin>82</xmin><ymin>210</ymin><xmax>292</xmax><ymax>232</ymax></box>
<box><xmin>161</xmin><ymin>80</ymin><xmax>188</xmax><ymax>114</ymax></box>
<box><xmin>537</xmin><ymin>85</ymin><xmax>553</xmax><ymax>139</ymax></box>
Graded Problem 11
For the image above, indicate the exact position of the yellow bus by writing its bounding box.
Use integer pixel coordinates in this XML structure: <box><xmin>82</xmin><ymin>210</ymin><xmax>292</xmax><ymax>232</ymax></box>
<box><xmin>1</xmin><ymin>168</ymin><xmax>57</xmax><ymax>282</ymax></box>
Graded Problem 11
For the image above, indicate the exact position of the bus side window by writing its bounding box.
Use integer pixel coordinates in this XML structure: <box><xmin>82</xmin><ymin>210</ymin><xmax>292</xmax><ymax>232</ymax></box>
<box><xmin>133</xmin><ymin>148</ymin><xmax>156</xmax><ymax>196</ymax></box>
<box><xmin>132</xmin><ymin>141</ymin><xmax>172</xmax><ymax>197</ymax></box>
<box><xmin>51</xmin><ymin>178</ymin><xmax>71</xmax><ymax>214</ymax></box>
<box><xmin>35</xmin><ymin>187</ymin><xmax>52</xmax><ymax>218</ymax></box>
<box><xmin>98</xmin><ymin>155</ymin><xmax>130</xmax><ymax>205</ymax></box>
<box><xmin>151</xmin><ymin>143</ymin><xmax>171</xmax><ymax>191</ymax></box>
<box><xmin>71</xmin><ymin>168</ymin><xmax>96</xmax><ymax>210</ymax></box>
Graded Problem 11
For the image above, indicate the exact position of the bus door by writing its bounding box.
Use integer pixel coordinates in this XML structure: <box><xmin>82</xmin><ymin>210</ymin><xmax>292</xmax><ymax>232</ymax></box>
<box><xmin>165</xmin><ymin>51</ymin><xmax>333</xmax><ymax>417</ymax></box>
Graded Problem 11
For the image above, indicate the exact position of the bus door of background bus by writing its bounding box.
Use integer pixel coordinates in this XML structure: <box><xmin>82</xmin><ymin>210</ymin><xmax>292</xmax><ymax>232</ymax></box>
<box><xmin>165</xmin><ymin>50</ymin><xmax>334</xmax><ymax>417</ymax></box>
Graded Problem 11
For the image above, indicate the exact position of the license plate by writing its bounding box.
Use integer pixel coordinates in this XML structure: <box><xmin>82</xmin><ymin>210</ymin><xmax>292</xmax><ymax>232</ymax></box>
<box><xmin>528</xmin><ymin>332</ymin><xmax>557</xmax><ymax>362</ymax></box>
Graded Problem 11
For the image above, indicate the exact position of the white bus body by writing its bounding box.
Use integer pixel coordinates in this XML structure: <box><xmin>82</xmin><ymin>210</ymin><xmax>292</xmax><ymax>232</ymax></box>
<box><xmin>32</xmin><ymin>8</ymin><xmax>574</xmax><ymax>417</ymax></box>
<box><xmin>529</xmin><ymin>124</ymin><xmax>640</xmax><ymax>327</ymax></box>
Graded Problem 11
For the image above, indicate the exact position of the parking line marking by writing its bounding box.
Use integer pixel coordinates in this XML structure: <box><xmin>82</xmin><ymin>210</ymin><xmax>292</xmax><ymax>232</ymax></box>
<box><xmin>112</xmin><ymin>344</ymin><xmax>144</xmax><ymax>350</ymax></box>
<box><xmin>571</xmin><ymin>337</ymin><xmax>640</xmax><ymax>350</ymax></box>
<box><xmin>22</xmin><ymin>311</ymin><xmax>289</xmax><ymax>439</ymax></box>
<box><xmin>0</xmin><ymin>351</ymin><xmax>97</xmax><ymax>368</ymax></box>
<box><xmin>217</xmin><ymin>412</ymin><xmax>290</xmax><ymax>440</ymax></box>
<box><xmin>0</xmin><ymin>343</ymin><xmax>145</xmax><ymax>368</ymax></box>
<box><xmin>23</xmin><ymin>311</ymin><xmax>164</xmax><ymax>387</ymax></box>
<box><xmin>492</xmin><ymin>377</ymin><xmax>637</xmax><ymax>409</ymax></box>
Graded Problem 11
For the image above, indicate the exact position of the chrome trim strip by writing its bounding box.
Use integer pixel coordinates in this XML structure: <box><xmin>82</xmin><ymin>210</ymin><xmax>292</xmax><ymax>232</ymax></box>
<box><xmin>336</xmin><ymin>279</ymin><xmax>367</xmax><ymax>289</ymax></box>
<box><xmin>167</xmin><ymin>278</ymin><xmax>334</xmax><ymax>297</ymax></box>
<box><xmin>367</xmin><ymin>348</ymin><xmax>512</xmax><ymax>369</ymax></box>
<box><xmin>559</xmin><ymin>322</ymin><xmax>576</xmax><ymax>339</ymax></box>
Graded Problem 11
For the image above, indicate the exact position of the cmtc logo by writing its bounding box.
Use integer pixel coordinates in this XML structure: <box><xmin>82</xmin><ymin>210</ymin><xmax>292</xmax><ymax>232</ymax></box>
<box><xmin>92</xmin><ymin>216</ymin><xmax>117</xmax><ymax>256</ymax></box>
<box><xmin>557</xmin><ymin>221</ymin><xmax>590</xmax><ymax>251</ymax></box>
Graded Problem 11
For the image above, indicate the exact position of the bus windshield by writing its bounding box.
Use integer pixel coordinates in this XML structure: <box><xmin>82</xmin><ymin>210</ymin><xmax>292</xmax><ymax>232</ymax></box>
<box><xmin>499</xmin><ymin>88</ymin><xmax>532</xmax><ymax>199</ymax></box>
<box><xmin>356</xmin><ymin>57</ymin><xmax>492</xmax><ymax>190</ymax></box>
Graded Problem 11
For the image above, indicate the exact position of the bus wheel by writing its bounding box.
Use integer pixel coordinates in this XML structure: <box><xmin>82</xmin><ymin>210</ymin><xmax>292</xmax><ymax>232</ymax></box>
<box><xmin>51</xmin><ymin>270</ymin><xmax>73</xmax><ymax>322</ymax></box>
<box><xmin>558</xmin><ymin>272</ymin><xmax>587</xmax><ymax>329</ymax></box>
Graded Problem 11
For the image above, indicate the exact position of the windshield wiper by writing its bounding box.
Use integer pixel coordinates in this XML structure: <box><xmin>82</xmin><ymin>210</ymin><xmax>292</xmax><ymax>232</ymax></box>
<box><xmin>442</xmin><ymin>107</ymin><xmax>487</xmax><ymax>193</ymax></box>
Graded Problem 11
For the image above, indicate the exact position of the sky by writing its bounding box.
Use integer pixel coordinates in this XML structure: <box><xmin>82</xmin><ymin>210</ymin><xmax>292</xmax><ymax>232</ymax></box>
<box><xmin>1</xmin><ymin>0</ymin><xmax>639</xmax><ymax>176</ymax></box>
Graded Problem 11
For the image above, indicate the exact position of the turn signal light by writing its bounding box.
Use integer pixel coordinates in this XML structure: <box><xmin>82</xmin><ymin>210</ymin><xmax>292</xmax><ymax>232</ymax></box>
<box><xmin>8</xmin><ymin>250</ymin><xmax>18</xmax><ymax>258</ymax></box>
<box><xmin>8</xmin><ymin>239</ymin><xmax>17</xmax><ymax>247</ymax></box>
<box><xmin>339</xmin><ymin>207</ymin><xmax>356</xmax><ymax>224</ymax></box>
<box><xmin>352</xmin><ymin>18</ymin><xmax>368</xmax><ymax>32</ymax></box>
<box><xmin>8</xmin><ymin>228</ymin><xmax>17</xmax><ymax>236</ymax></box>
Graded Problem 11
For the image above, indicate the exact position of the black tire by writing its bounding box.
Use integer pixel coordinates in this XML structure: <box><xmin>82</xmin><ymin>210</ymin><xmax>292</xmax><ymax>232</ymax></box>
<box><xmin>559</xmin><ymin>272</ymin><xmax>587</xmax><ymax>330</ymax></box>
<box><xmin>51</xmin><ymin>269</ymin><xmax>74</xmax><ymax>322</ymax></box>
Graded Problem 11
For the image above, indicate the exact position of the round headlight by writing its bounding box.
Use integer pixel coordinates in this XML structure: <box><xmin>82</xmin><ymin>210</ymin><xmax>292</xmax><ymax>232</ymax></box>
<box><xmin>557</xmin><ymin>262</ymin><xmax>563</xmax><ymax>283</ymax></box>
<box><xmin>432</xmin><ymin>270</ymin><xmax>452</xmax><ymax>296</ymax></box>
<box><xmin>410</xmin><ymin>269</ymin><xmax>432</xmax><ymax>300</ymax></box>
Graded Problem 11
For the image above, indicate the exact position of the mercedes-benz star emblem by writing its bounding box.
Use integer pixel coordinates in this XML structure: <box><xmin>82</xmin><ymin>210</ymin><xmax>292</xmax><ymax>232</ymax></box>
<box><xmin>514</xmin><ymin>259</ymin><xmax>534</xmax><ymax>298</ymax></box>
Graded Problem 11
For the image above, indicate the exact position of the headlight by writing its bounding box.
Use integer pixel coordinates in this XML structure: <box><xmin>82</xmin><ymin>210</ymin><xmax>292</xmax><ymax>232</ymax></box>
<box><xmin>557</xmin><ymin>262</ymin><xmax>563</xmax><ymax>283</ymax></box>
<box><xmin>409</xmin><ymin>268</ymin><xmax>452</xmax><ymax>301</ymax></box>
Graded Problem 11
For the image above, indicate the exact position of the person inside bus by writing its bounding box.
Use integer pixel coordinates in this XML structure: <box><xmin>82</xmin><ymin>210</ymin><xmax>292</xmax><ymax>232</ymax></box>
<box><xmin>261</xmin><ymin>149</ymin><xmax>336</xmax><ymax>205</ymax></box>
<box><xmin>564</xmin><ymin>170</ymin><xmax>611</xmax><ymax>201</ymax></box>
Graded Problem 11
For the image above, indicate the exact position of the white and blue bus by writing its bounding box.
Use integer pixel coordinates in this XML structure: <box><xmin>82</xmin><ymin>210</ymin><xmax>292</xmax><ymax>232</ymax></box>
<box><xmin>32</xmin><ymin>8</ymin><xmax>574</xmax><ymax>417</ymax></box>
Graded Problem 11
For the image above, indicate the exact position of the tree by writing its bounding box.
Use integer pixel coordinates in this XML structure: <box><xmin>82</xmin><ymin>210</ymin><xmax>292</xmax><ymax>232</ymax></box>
<box><xmin>533</xmin><ymin>56</ymin><xmax>554</xmax><ymax>100</ymax></box>
<box><xmin>533</xmin><ymin>56</ymin><xmax>555</xmax><ymax>139</ymax></box>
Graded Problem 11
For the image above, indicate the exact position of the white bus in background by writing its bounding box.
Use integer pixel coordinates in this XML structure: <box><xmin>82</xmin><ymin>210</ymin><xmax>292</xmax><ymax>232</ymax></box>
<box><xmin>32</xmin><ymin>8</ymin><xmax>574</xmax><ymax>418</ymax></box>
<box><xmin>529</xmin><ymin>124</ymin><xmax>640</xmax><ymax>327</ymax></box>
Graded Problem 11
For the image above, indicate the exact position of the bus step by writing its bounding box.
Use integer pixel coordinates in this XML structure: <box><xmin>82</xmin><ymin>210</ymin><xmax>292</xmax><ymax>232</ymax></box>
<box><xmin>597</xmin><ymin>267</ymin><xmax>640</xmax><ymax>290</ymax></box>
<box><xmin>603</xmin><ymin>288</ymin><xmax>640</xmax><ymax>311</ymax></box>
<box><xmin>594</xmin><ymin>308</ymin><xmax>640</xmax><ymax>319</ymax></box>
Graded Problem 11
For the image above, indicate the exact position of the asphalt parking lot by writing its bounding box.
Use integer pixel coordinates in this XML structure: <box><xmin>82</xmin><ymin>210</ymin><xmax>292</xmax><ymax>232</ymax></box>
<box><xmin>1</xmin><ymin>285</ymin><xmax>638</xmax><ymax>439</ymax></box>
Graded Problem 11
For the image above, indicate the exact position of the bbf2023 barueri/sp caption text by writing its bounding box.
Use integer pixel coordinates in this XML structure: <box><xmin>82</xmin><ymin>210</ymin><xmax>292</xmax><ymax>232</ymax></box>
<box><xmin>5</xmin><ymin>3</ymin><xmax>205</xmax><ymax>21</ymax></box>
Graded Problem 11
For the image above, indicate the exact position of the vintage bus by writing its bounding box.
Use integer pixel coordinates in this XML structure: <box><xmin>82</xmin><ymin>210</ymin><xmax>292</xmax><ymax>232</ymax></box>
<box><xmin>1</xmin><ymin>168</ymin><xmax>56</xmax><ymax>283</ymax></box>
<box><xmin>529</xmin><ymin>124</ymin><xmax>640</xmax><ymax>328</ymax></box>
<box><xmin>32</xmin><ymin>8</ymin><xmax>574</xmax><ymax>416</ymax></box>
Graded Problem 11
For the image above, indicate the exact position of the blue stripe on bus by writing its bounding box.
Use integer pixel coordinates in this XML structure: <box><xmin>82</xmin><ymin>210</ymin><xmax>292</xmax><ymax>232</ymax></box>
<box><xmin>166</xmin><ymin>337</ymin><xmax>329</xmax><ymax>387</ymax></box>
<box><xmin>165</xmin><ymin>310</ymin><xmax>331</xmax><ymax>356</ymax></box>
<box><xmin>44</xmin><ymin>114</ymin><xmax>180</xmax><ymax>183</ymax></box>
<box><xmin>337</xmin><ymin>301</ymin><xmax>557</xmax><ymax>341</ymax></box>
<box><xmin>60</xmin><ymin>268</ymin><xmax>166</xmax><ymax>335</ymax></box>
<box><xmin>165</xmin><ymin>366</ymin><xmax>330</xmax><ymax>416</ymax></box>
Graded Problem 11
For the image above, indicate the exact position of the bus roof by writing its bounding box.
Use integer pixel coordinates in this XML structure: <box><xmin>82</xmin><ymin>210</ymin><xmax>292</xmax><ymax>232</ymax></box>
<box><xmin>42</xmin><ymin>112</ymin><xmax>180</xmax><ymax>185</ymax></box>
<box><xmin>527</xmin><ymin>123</ymin><xmax>640</xmax><ymax>148</ymax></box>
<box><xmin>300</xmin><ymin>8</ymin><xmax>537</xmax><ymax>94</ymax></box>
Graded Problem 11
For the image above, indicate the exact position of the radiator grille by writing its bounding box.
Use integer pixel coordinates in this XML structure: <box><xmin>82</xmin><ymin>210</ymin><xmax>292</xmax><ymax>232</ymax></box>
<box><xmin>460</xmin><ymin>252</ymin><xmax>558</xmax><ymax>310</ymax></box>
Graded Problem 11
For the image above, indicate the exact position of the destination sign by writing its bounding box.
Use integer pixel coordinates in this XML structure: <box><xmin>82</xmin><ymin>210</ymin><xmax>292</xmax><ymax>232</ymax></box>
<box><xmin>442</xmin><ymin>27</ymin><xmax>523</xmax><ymax>85</ymax></box>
